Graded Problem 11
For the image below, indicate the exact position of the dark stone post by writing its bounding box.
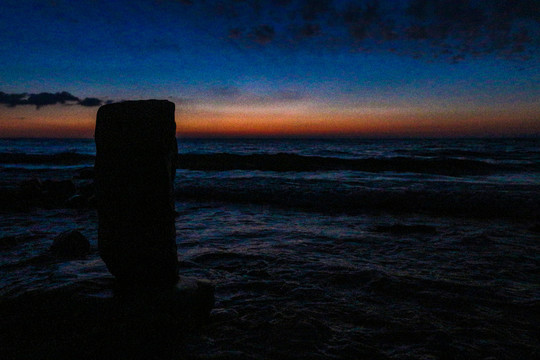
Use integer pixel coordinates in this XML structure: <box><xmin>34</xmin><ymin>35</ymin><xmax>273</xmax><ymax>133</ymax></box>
<box><xmin>95</xmin><ymin>100</ymin><xmax>179</xmax><ymax>287</ymax></box>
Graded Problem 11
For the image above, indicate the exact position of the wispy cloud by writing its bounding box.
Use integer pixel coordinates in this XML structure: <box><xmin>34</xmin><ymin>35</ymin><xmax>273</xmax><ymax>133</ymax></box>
<box><xmin>78</xmin><ymin>97</ymin><xmax>103</xmax><ymax>107</ymax></box>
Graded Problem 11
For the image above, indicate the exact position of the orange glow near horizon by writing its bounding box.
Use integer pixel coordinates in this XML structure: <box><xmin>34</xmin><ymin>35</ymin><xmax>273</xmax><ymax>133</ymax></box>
<box><xmin>0</xmin><ymin>105</ymin><xmax>96</xmax><ymax>138</ymax></box>
<box><xmin>177</xmin><ymin>103</ymin><xmax>540</xmax><ymax>137</ymax></box>
<box><xmin>177</xmin><ymin>111</ymin><xmax>539</xmax><ymax>138</ymax></box>
<box><xmin>0</xmin><ymin>103</ymin><xmax>538</xmax><ymax>138</ymax></box>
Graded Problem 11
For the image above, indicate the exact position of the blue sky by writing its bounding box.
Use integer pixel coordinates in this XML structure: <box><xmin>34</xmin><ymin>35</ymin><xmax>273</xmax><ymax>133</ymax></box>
<box><xmin>1</xmin><ymin>0</ymin><xmax>539</xmax><ymax>137</ymax></box>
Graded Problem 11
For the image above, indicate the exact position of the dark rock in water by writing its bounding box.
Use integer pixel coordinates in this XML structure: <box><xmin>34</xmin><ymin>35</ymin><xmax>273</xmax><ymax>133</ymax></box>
<box><xmin>95</xmin><ymin>100</ymin><xmax>178</xmax><ymax>286</ymax></box>
<box><xmin>42</xmin><ymin>179</ymin><xmax>76</xmax><ymax>201</ymax></box>
<box><xmin>76</xmin><ymin>167</ymin><xmax>95</xmax><ymax>179</ymax></box>
<box><xmin>0</xmin><ymin>188</ymin><xmax>21</xmax><ymax>211</ymax></box>
<box><xmin>18</xmin><ymin>178</ymin><xmax>42</xmax><ymax>198</ymax></box>
<box><xmin>14</xmin><ymin>178</ymin><xmax>43</xmax><ymax>209</ymax></box>
<box><xmin>116</xmin><ymin>277</ymin><xmax>216</xmax><ymax>322</ymax></box>
<box><xmin>50</xmin><ymin>230</ymin><xmax>90</xmax><ymax>257</ymax></box>
<box><xmin>78</xmin><ymin>181</ymin><xmax>95</xmax><ymax>197</ymax></box>
<box><xmin>373</xmin><ymin>224</ymin><xmax>437</xmax><ymax>235</ymax></box>
<box><xmin>87</xmin><ymin>195</ymin><xmax>97</xmax><ymax>208</ymax></box>
<box><xmin>0</xmin><ymin>276</ymin><xmax>215</xmax><ymax>359</ymax></box>
<box><xmin>65</xmin><ymin>194</ymin><xmax>87</xmax><ymax>208</ymax></box>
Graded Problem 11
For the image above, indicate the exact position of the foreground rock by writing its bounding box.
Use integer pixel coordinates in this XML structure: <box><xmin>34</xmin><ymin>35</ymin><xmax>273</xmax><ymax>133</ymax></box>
<box><xmin>2</xmin><ymin>100</ymin><xmax>216</xmax><ymax>359</ymax></box>
<box><xmin>42</xmin><ymin>179</ymin><xmax>77</xmax><ymax>201</ymax></box>
<box><xmin>0</xmin><ymin>276</ymin><xmax>215</xmax><ymax>359</ymax></box>
<box><xmin>50</xmin><ymin>230</ymin><xmax>90</xmax><ymax>257</ymax></box>
<box><xmin>18</xmin><ymin>178</ymin><xmax>42</xmax><ymax>198</ymax></box>
<box><xmin>95</xmin><ymin>100</ymin><xmax>179</xmax><ymax>287</ymax></box>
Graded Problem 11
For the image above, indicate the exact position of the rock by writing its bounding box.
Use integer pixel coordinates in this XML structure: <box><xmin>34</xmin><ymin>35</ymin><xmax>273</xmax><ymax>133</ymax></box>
<box><xmin>116</xmin><ymin>277</ymin><xmax>215</xmax><ymax>323</ymax></box>
<box><xmin>175</xmin><ymin>277</ymin><xmax>215</xmax><ymax>320</ymax></box>
<box><xmin>65</xmin><ymin>194</ymin><xmax>87</xmax><ymax>208</ymax></box>
<box><xmin>78</xmin><ymin>181</ymin><xmax>95</xmax><ymax>197</ymax></box>
<box><xmin>14</xmin><ymin>178</ymin><xmax>43</xmax><ymax>209</ymax></box>
<box><xmin>0</xmin><ymin>188</ymin><xmax>21</xmax><ymax>211</ymax></box>
<box><xmin>1</xmin><ymin>276</ymin><xmax>214</xmax><ymax>359</ymax></box>
<box><xmin>50</xmin><ymin>230</ymin><xmax>90</xmax><ymax>257</ymax></box>
<box><xmin>87</xmin><ymin>195</ymin><xmax>97</xmax><ymax>208</ymax></box>
<box><xmin>95</xmin><ymin>100</ymin><xmax>179</xmax><ymax>287</ymax></box>
<box><xmin>18</xmin><ymin>178</ymin><xmax>42</xmax><ymax>198</ymax></box>
<box><xmin>42</xmin><ymin>179</ymin><xmax>76</xmax><ymax>200</ymax></box>
<box><xmin>76</xmin><ymin>167</ymin><xmax>95</xmax><ymax>179</ymax></box>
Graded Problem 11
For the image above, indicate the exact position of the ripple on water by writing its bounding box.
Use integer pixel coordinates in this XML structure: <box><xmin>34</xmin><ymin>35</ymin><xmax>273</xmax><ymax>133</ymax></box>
<box><xmin>1</xmin><ymin>203</ymin><xmax>539</xmax><ymax>359</ymax></box>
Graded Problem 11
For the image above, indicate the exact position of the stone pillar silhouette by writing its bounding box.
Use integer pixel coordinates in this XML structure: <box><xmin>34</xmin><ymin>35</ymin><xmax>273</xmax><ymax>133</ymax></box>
<box><xmin>95</xmin><ymin>100</ymin><xmax>179</xmax><ymax>287</ymax></box>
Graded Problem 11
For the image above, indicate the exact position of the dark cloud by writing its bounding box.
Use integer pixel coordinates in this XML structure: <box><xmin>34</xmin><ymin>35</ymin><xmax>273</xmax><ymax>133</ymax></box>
<box><xmin>182</xmin><ymin>0</ymin><xmax>539</xmax><ymax>62</ymax></box>
<box><xmin>400</xmin><ymin>0</ymin><xmax>539</xmax><ymax>60</ymax></box>
<box><xmin>250</xmin><ymin>25</ymin><xmax>275</xmax><ymax>44</ymax></box>
<box><xmin>0</xmin><ymin>92</ymin><xmax>27</xmax><ymax>107</ymax></box>
<box><xmin>298</xmin><ymin>23</ymin><xmax>321</xmax><ymax>38</ymax></box>
<box><xmin>78</xmin><ymin>97</ymin><xmax>103</xmax><ymax>107</ymax></box>
<box><xmin>26</xmin><ymin>91</ymin><xmax>79</xmax><ymax>108</ymax></box>
<box><xmin>301</xmin><ymin>0</ymin><xmax>332</xmax><ymax>21</ymax></box>
<box><xmin>0</xmin><ymin>91</ymin><xmax>105</xmax><ymax>109</ymax></box>
<box><xmin>21</xmin><ymin>0</ymin><xmax>539</xmax><ymax>62</ymax></box>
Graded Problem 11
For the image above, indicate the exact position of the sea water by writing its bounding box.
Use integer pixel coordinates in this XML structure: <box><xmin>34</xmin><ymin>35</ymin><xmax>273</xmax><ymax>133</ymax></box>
<box><xmin>1</xmin><ymin>137</ymin><xmax>539</xmax><ymax>358</ymax></box>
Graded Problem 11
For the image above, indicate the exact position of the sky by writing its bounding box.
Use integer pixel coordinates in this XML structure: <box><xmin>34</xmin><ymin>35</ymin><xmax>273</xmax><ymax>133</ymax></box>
<box><xmin>0</xmin><ymin>0</ymin><xmax>539</xmax><ymax>138</ymax></box>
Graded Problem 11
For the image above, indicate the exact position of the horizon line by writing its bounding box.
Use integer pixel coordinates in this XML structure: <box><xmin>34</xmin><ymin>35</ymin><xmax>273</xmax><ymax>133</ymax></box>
<box><xmin>1</xmin><ymin>134</ymin><xmax>539</xmax><ymax>140</ymax></box>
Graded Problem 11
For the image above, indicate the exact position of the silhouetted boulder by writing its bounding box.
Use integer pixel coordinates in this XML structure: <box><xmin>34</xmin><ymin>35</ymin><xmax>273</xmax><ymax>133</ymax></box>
<box><xmin>14</xmin><ymin>178</ymin><xmax>43</xmax><ymax>209</ymax></box>
<box><xmin>42</xmin><ymin>179</ymin><xmax>76</xmax><ymax>200</ymax></box>
<box><xmin>76</xmin><ymin>167</ymin><xmax>95</xmax><ymax>179</ymax></box>
<box><xmin>50</xmin><ymin>230</ymin><xmax>90</xmax><ymax>257</ymax></box>
<box><xmin>65</xmin><ymin>194</ymin><xmax>87</xmax><ymax>208</ymax></box>
<box><xmin>78</xmin><ymin>181</ymin><xmax>95</xmax><ymax>197</ymax></box>
<box><xmin>95</xmin><ymin>100</ymin><xmax>179</xmax><ymax>287</ymax></box>
<box><xmin>18</xmin><ymin>178</ymin><xmax>42</xmax><ymax>198</ymax></box>
<box><xmin>87</xmin><ymin>195</ymin><xmax>97</xmax><ymax>208</ymax></box>
<box><xmin>1</xmin><ymin>276</ymin><xmax>214</xmax><ymax>359</ymax></box>
<box><xmin>116</xmin><ymin>277</ymin><xmax>215</xmax><ymax>322</ymax></box>
<box><xmin>0</xmin><ymin>189</ymin><xmax>21</xmax><ymax>211</ymax></box>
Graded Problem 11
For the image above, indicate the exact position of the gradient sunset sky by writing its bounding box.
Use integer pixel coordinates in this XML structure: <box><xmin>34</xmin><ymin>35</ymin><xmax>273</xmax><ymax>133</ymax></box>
<box><xmin>1</xmin><ymin>0</ymin><xmax>539</xmax><ymax>138</ymax></box>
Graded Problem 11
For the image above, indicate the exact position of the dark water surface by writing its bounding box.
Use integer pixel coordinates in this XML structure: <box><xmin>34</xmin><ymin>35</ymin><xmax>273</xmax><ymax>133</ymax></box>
<box><xmin>1</xmin><ymin>138</ymin><xmax>539</xmax><ymax>359</ymax></box>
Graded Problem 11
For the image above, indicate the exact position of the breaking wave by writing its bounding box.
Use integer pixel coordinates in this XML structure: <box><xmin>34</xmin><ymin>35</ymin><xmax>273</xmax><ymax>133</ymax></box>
<box><xmin>1</xmin><ymin>152</ymin><xmax>534</xmax><ymax>175</ymax></box>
